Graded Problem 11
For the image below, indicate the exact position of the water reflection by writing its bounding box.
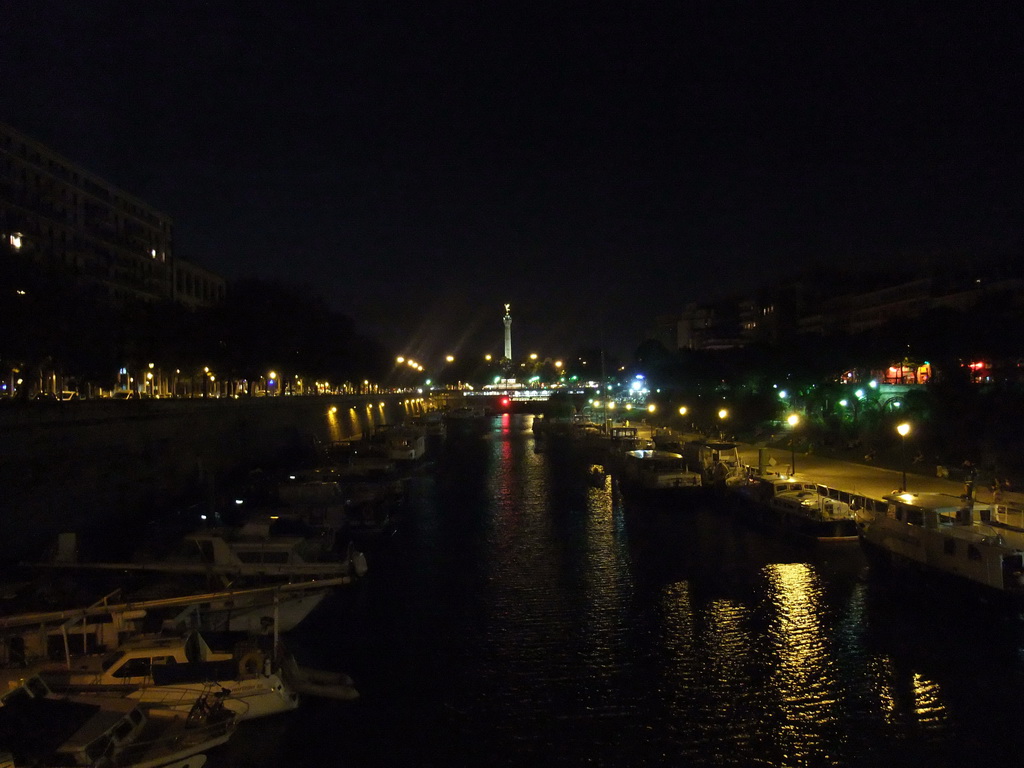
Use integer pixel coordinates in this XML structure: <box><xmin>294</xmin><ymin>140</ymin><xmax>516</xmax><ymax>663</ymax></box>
<box><xmin>222</xmin><ymin>413</ymin><xmax>1024</xmax><ymax>768</ymax></box>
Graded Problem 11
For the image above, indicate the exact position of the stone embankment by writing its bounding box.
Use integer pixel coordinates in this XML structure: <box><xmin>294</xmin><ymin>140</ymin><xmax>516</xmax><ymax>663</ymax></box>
<box><xmin>0</xmin><ymin>395</ymin><xmax>414</xmax><ymax>561</ymax></box>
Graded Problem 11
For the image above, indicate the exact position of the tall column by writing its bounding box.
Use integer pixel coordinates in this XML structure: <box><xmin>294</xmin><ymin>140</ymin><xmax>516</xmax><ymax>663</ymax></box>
<box><xmin>503</xmin><ymin>303</ymin><xmax>512</xmax><ymax>361</ymax></box>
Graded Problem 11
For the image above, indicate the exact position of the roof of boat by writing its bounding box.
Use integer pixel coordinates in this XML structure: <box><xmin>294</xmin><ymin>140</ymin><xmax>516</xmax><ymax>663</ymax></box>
<box><xmin>754</xmin><ymin>474</ymin><xmax>815</xmax><ymax>488</ymax></box>
<box><xmin>883</xmin><ymin>492</ymin><xmax>993</xmax><ymax>512</ymax></box>
<box><xmin>625</xmin><ymin>450</ymin><xmax>684</xmax><ymax>459</ymax></box>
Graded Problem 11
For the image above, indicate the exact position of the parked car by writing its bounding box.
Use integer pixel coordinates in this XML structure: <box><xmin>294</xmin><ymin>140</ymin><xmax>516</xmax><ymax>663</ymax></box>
<box><xmin>111</xmin><ymin>390</ymin><xmax>139</xmax><ymax>400</ymax></box>
<box><xmin>59</xmin><ymin>391</ymin><xmax>80</xmax><ymax>401</ymax></box>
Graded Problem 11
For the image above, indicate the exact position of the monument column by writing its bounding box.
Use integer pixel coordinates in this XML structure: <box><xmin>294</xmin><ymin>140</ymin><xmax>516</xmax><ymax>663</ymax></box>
<box><xmin>503</xmin><ymin>304</ymin><xmax>512</xmax><ymax>361</ymax></box>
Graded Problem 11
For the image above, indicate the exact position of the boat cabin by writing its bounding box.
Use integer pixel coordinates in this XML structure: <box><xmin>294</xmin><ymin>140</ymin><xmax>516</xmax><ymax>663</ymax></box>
<box><xmin>0</xmin><ymin>674</ymin><xmax>146</xmax><ymax>767</ymax></box>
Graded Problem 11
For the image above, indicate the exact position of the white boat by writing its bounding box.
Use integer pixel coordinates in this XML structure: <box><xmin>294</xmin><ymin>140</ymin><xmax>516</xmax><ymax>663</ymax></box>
<box><xmin>860</xmin><ymin>492</ymin><xmax>1024</xmax><ymax>600</ymax></box>
<box><xmin>0</xmin><ymin>579</ymin><xmax>351</xmax><ymax>669</ymax></box>
<box><xmin>0</xmin><ymin>672</ymin><xmax>236</xmax><ymax>767</ymax></box>
<box><xmin>95</xmin><ymin>523</ymin><xmax>366</xmax><ymax>583</ymax></box>
<box><xmin>731</xmin><ymin>473</ymin><xmax>861</xmax><ymax>543</ymax></box>
<box><xmin>584</xmin><ymin>426</ymin><xmax>653</xmax><ymax>469</ymax></box>
<box><xmin>679</xmin><ymin>440</ymin><xmax>747</xmax><ymax>489</ymax></box>
<box><xmin>37</xmin><ymin>631</ymin><xmax>303</xmax><ymax>721</ymax></box>
<box><xmin>275</xmin><ymin>472</ymin><xmax>407</xmax><ymax>538</ymax></box>
<box><xmin>371</xmin><ymin>424</ymin><xmax>427</xmax><ymax>462</ymax></box>
<box><xmin>620</xmin><ymin>450</ymin><xmax>703</xmax><ymax>499</ymax></box>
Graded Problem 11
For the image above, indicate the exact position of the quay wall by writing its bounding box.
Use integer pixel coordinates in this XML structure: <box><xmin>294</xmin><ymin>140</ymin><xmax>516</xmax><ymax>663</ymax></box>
<box><xmin>0</xmin><ymin>395</ymin><xmax>422</xmax><ymax>561</ymax></box>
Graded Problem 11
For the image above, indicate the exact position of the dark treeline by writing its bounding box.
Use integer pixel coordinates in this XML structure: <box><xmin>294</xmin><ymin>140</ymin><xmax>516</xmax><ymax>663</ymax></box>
<box><xmin>628</xmin><ymin>292</ymin><xmax>1024</xmax><ymax>484</ymax></box>
<box><xmin>0</xmin><ymin>259</ymin><xmax>390</xmax><ymax>394</ymax></box>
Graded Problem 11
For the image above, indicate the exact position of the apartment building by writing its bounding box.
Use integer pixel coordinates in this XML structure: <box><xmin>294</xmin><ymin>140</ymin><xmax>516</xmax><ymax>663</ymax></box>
<box><xmin>0</xmin><ymin>121</ymin><xmax>223</xmax><ymax>307</ymax></box>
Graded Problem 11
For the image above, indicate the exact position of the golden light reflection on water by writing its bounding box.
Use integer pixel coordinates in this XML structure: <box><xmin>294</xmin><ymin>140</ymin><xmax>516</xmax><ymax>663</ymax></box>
<box><xmin>911</xmin><ymin>672</ymin><xmax>947</xmax><ymax>724</ymax></box>
<box><xmin>873</xmin><ymin>659</ymin><xmax>948</xmax><ymax>727</ymax></box>
<box><xmin>763</xmin><ymin>562</ymin><xmax>836</xmax><ymax>760</ymax></box>
<box><xmin>325</xmin><ymin>408</ymin><xmax>342</xmax><ymax>443</ymax></box>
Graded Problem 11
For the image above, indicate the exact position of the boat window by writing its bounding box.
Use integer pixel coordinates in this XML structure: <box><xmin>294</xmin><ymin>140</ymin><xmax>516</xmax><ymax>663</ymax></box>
<box><xmin>113</xmin><ymin>716</ymin><xmax>136</xmax><ymax>740</ymax></box>
<box><xmin>968</xmin><ymin>545</ymin><xmax>982</xmax><ymax>561</ymax></box>
<box><xmin>24</xmin><ymin>675</ymin><xmax>49</xmax><ymax>698</ymax></box>
<box><xmin>236</xmin><ymin>551</ymin><xmax>262</xmax><ymax>563</ymax></box>
<box><xmin>262</xmin><ymin>551</ymin><xmax>290</xmax><ymax>564</ymax></box>
<box><xmin>905</xmin><ymin>508</ymin><xmax>925</xmax><ymax>527</ymax></box>
<box><xmin>85</xmin><ymin>735</ymin><xmax>112</xmax><ymax>762</ymax></box>
<box><xmin>101</xmin><ymin>649</ymin><xmax>126</xmax><ymax>672</ymax></box>
<box><xmin>943</xmin><ymin>539</ymin><xmax>956</xmax><ymax>556</ymax></box>
<box><xmin>113</xmin><ymin>656</ymin><xmax>151</xmax><ymax>678</ymax></box>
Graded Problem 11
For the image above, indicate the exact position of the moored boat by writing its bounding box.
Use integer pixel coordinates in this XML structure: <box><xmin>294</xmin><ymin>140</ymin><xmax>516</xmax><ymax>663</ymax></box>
<box><xmin>0</xmin><ymin>672</ymin><xmax>236</xmax><ymax>767</ymax></box>
<box><xmin>860</xmin><ymin>492</ymin><xmax>1024</xmax><ymax>602</ymax></box>
<box><xmin>730</xmin><ymin>473</ymin><xmax>861</xmax><ymax>543</ymax></box>
<box><xmin>0</xmin><ymin>577</ymin><xmax>355</xmax><ymax>669</ymax></box>
<box><xmin>619</xmin><ymin>450</ymin><xmax>703</xmax><ymax>502</ymax></box>
<box><xmin>35</xmin><ymin>630</ymin><xmax>304</xmax><ymax>721</ymax></box>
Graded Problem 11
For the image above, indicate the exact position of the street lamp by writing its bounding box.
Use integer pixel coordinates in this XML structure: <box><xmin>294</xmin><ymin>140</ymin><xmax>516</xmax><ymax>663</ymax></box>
<box><xmin>787</xmin><ymin>413</ymin><xmax>801</xmax><ymax>475</ymax></box>
<box><xmin>717</xmin><ymin>408</ymin><xmax>728</xmax><ymax>439</ymax></box>
<box><xmin>897</xmin><ymin>422</ymin><xmax>911</xmax><ymax>491</ymax></box>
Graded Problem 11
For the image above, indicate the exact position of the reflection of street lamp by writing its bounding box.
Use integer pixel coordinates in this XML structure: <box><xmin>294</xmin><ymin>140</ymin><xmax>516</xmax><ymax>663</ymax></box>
<box><xmin>897</xmin><ymin>422</ymin><xmax>911</xmax><ymax>491</ymax></box>
<box><xmin>787</xmin><ymin>413</ymin><xmax>801</xmax><ymax>475</ymax></box>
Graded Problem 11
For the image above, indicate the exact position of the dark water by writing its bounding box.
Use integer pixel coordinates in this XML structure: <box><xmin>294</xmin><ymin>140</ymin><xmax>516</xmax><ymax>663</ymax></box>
<box><xmin>211</xmin><ymin>414</ymin><xmax>1024</xmax><ymax>767</ymax></box>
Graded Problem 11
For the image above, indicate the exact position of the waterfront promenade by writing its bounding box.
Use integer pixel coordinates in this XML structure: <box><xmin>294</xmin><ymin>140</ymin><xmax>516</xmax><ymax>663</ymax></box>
<box><xmin>737</xmin><ymin>440</ymin><xmax>1024</xmax><ymax>508</ymax></box>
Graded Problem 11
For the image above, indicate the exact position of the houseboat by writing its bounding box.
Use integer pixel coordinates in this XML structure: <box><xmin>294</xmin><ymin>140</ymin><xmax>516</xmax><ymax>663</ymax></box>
<box><xmin>860</xmin><ymin>492</ymin><xmax>1024</xmax><ymax>601</ymax></box>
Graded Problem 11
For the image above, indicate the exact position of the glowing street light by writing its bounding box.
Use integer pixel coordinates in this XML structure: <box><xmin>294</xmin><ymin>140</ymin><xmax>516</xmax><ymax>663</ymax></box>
<box><xmin>897</xmin><ymin>422</ymin><xmax>911</xmax><ymax>491</ymax></box>
<box><xmin>787</xmin><ymin>413</ymin><xmax>801</xmax><ymax>475</ymax></box>
<box><xmin>446</xmin><ymin>355</ymin><xmax>455</xmax><ymax>363</ymax></box>
<box><xmin>717</xmin><ymin>408</ymin><xmax>728</xmax><ymax>439</ymax></box>
<box><xmin>678</xmin><ymin>406</ymin><xmax>688</xmax><ymax>416</ymax></box>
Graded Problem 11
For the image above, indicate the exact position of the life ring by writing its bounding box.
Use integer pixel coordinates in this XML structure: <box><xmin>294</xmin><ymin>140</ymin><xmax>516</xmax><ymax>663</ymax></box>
<box><xmin>238</xmin><ymin>651</ymin><xmax>265</xmax><ymax>678</ymax></box>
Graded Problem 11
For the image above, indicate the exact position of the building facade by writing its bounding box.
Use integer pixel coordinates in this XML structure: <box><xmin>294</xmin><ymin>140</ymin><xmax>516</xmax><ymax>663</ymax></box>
<box><xmin>0</xmin><ymin>121</ymin><xmax>222</xmax><ymax>306</ymax></box>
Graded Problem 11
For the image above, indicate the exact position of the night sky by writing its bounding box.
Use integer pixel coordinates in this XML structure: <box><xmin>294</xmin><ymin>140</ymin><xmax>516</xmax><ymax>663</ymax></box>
<box><xmin>2</xmin><ymin>3</ymin><xmax>1022</xmax><ymax>359</ymax></box>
